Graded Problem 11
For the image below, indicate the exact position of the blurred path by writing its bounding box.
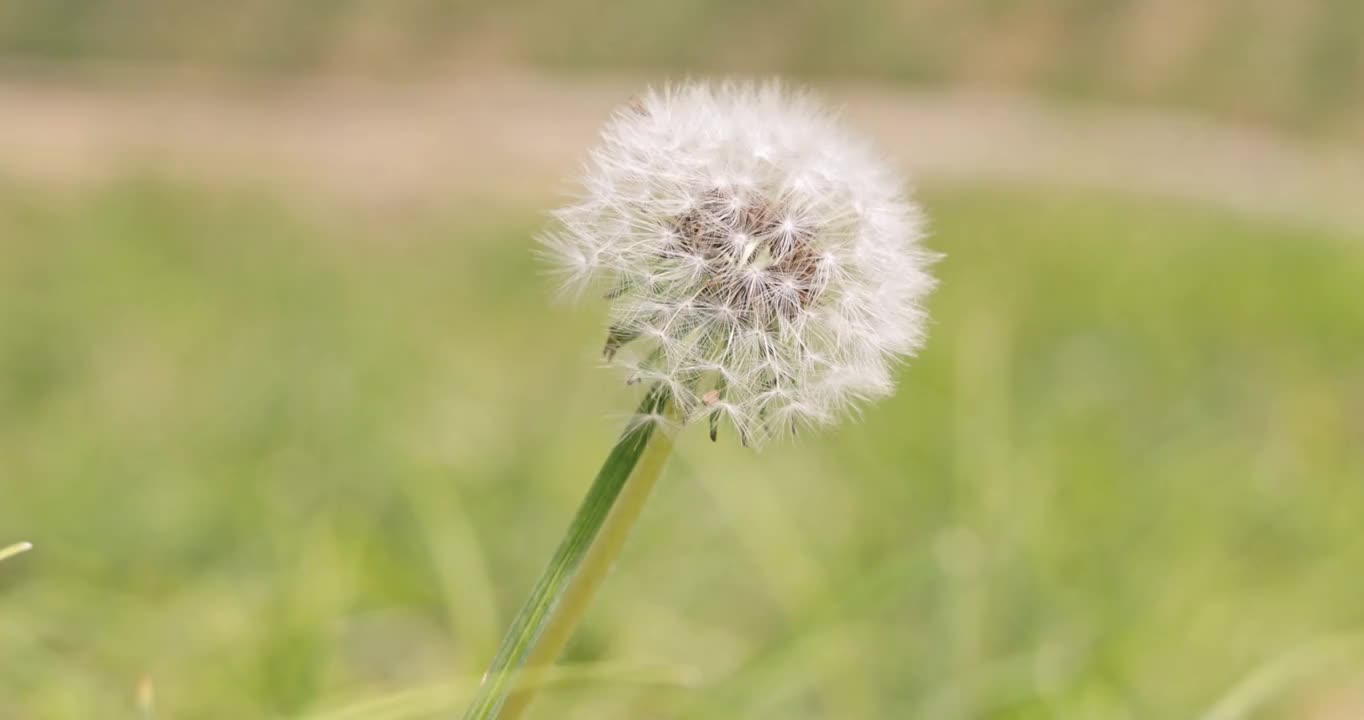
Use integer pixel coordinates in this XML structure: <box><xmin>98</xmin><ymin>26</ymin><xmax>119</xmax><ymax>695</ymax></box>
<box><xmin>2</xmin><ymin>68</ymin><xmax>1362</xmax><ymax>230</ymax></box>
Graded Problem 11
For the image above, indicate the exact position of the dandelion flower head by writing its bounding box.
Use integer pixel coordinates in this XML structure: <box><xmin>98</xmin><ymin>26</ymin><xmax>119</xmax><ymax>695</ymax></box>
<box><xmin>543</xmin><ymin>81</ymin><xmax>937</xmax><ymax>445</ymax></box>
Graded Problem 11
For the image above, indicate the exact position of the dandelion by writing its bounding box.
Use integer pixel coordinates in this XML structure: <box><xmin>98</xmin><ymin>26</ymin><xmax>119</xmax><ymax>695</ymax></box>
<box><xmin>464</xmin><ymin>81</ymin><xmax>936</xmax><ymax>719</ymax></box>
<box><xmin>544</xmin><ymin>81</ymin><xmax>937</xmax><ymax>445</ymax></box>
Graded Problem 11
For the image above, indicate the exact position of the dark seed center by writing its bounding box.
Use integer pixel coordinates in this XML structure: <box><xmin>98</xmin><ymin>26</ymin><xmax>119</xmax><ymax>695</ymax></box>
<box><xmin>671</xmin><ymin>189</ymin><xmax>823</xmax><ymax>324</ymax></box>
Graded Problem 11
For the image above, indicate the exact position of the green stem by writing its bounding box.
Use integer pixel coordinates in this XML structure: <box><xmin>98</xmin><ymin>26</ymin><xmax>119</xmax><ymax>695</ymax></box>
<box><xmin>461</xmin><ymin>386</ymin><xmax>676</xmax><ymax>720</ymax></box>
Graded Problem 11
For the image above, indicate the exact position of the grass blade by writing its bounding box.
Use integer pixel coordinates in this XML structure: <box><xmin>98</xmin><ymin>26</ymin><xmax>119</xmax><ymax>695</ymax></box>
<box><xmin>0</xmin><ymin>542</ymin><xmax>33</xmax><ymax>564</ymax></box>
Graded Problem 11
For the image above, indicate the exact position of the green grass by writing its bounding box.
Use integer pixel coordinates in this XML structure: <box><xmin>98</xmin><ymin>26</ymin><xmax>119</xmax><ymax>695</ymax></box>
<box><xmin>2</xmin><ymin>179</ymin><xmax>1364</xmax><ymax>718</ymax></box>
<box><xmin>0</xmin><ymin>1</ymin><xmax>1360</xmax><ymax>133</ymax></box>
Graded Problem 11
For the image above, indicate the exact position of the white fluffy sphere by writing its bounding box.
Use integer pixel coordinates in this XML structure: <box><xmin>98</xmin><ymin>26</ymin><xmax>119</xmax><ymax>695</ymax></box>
<box><xmin>543</xmin><ymin>81</ymin><xmax>937</xmax><ymax>445</ymax></box>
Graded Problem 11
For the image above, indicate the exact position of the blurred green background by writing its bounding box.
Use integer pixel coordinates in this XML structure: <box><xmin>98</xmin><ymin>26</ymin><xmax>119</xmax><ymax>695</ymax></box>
<box><xmin>2</xmin><ymin>2</ymin><xmax>1364</xmax><ymax>719</ymax></box>
<box><xmin>1</xmin><ymin>0</ymin><xmax>1363</xmax><ymax>134</ymax></box>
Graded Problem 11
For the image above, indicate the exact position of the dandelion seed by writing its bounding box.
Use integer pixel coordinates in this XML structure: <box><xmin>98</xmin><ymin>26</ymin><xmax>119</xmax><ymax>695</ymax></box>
<box><xmin>542</xmin><ymin>80</ymin><xmax>938</xmax><ymax>445</ymax></box>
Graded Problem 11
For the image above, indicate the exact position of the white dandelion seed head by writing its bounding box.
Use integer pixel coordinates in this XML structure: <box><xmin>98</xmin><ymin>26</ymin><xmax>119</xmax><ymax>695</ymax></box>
<box><xmin>542</xmin><ymin>80</ymin><xmax>938</xmax><ymax>446</ymax></box>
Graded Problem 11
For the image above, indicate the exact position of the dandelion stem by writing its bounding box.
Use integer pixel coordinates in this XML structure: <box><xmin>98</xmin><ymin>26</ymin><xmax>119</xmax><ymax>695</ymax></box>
<box><xmin>462</xmin><ymin>386</ymin><xmax>676</xmax><ymax>720</ymax></box>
